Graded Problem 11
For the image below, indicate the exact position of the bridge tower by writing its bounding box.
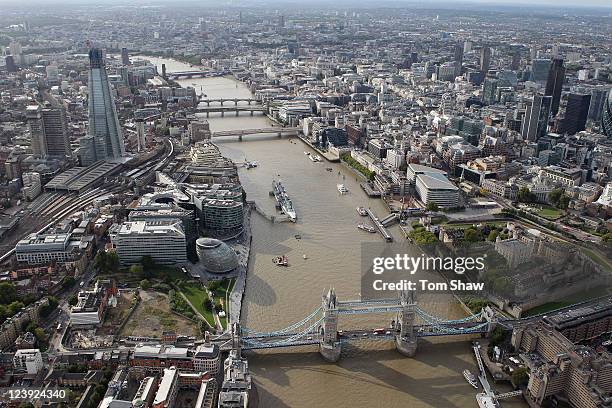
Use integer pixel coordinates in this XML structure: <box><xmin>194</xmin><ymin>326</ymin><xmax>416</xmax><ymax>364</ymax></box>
<box><xmin>481</xmin><ymin>306</ymin><xmax>498</xmax><ymax>337</ymax></box>
<box><xmin>395</xmin><ymin>289</ymin><xmax>417</xmax><ymax>357</ymax></box>
<box><xmin>231</xmin><ymin>322</ymin><xmax>242</xmax><ymax>355</ymax></box>
<box><xmin>319</xmin><ymin>288</ymin><xmax>341</xmax><ymax>362</ymax></box>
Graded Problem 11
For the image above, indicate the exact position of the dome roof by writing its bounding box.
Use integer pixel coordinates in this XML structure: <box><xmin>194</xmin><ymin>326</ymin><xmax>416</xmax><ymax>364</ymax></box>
<box><xmin>196</xmin><ymin>238</ymin><xmax>239</xmax><ymax>274</ymax></box>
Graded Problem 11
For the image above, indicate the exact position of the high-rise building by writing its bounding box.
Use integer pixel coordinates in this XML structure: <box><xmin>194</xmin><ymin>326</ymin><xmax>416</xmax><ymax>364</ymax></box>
<box><xmin>560</xmin><ymin>93</ymin><xmax>591</xmax><ymax>135</ymax></box>
<box><xmin>482</xmin><ymin>78</ymin><xmax>499</xmax><ymax>105</ymax></box>
<box><xmin>80</xmin><ymin>48</ymin><xmax>125</xmax><ymax>165</ymax></box>
<box><xmin>530</xmin><ymin>59</ymin><xmax>551</xmax><ymax>82</ymax></box>
<box><xmin>120</xmin><ymin>47</ymin><xmax>130</xmax><ymax>66</ymax></box>
<box><xmin>26</xmin><ymin>105</ymin><xmax>71</xmax><ymax>158</ymax></box>
<box><xmin>521</xmin><ymin>94</ymin><xmax>552</xmax><ymax>141</ymax></box>
<box><xmin>453</xmin><ymin>43</ymin><xmax>463</xmax><ymax>79</ymax></box>
<box><xmin>587</xmin><ymin>86</ymin><xmax>611</xmax><ymax>122</ymax></box>
<box><xmin>603</xmin><ymin>89</ymin><xmax>612</xmax><ymax>139</ymax></box>
<box><xmin>5</xmin><ymin>55</ymin><xmax>17</xmax><ymax>73</ymax></box>
<box><xmin>480</xmin><ymin>46</ymin><xmax>491</xmax><ymax>73</ymax></box>
<box><xmin>511</xmin><ymin>52</ymin><xmax>521</xmax><ymax>71</ymax></box>
<box><xmin>545</xmin><ymin>57</ymin><xmax>565</xmax><ymax>117</ymax></box>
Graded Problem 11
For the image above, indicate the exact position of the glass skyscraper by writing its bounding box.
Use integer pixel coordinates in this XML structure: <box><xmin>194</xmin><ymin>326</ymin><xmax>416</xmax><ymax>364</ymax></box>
<box><xmin>80</xmin><ymin>48</ymin><xmax>124</xmax><ymax>165</ymax></box>
<box><xmin>603</xmin><ymin>89</ymin><xmax>612</xmax><ymax>139</ymax></box>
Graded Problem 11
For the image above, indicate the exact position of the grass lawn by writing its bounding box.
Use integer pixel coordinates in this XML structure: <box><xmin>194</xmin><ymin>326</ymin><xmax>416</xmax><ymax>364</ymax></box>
<box><xmin>178</xmin><ymin>281</ymin><xmax>215</xmax><ymax>327</ymax></box>
<box><xmin>210</xmin><ymin>278</ymin><xmax>235</xmax><ymax>330</ymax></box>
<box><xmin>535</xmin><ymin>206</ymin><xmax>563</xmax><ymax>220</ymax></box>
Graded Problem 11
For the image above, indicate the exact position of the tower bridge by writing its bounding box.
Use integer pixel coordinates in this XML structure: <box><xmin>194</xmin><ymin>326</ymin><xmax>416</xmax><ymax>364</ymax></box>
<box><xmin>226</xmin><ymin>289</ymin><xmax>499</xmax><ymax>362</ymax></box>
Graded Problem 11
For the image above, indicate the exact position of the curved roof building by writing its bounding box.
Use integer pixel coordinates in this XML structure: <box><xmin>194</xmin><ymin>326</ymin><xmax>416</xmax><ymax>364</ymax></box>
<box><xmin>603</xmin><ymin>89</ymin><xmax>612</xmax><ymax>139</ymax></box>
<box><xmin>196</xmin><ymin>238</ymin><xmax>239</xmax><ymax>274</ymax></box>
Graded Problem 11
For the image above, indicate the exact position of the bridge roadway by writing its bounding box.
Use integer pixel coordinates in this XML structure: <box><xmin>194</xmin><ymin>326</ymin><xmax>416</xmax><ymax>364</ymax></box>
<box><xmin>198</xmin><ymin>98</ymin><xmax>258</xmax><ymax>106</ymax></box>
<box><xmin>212</xmin><ymin>127</ymin><xmax>301</xmax><ymax>138</ymax></box>
<box><xmin>195</xmin><ymin>105</ymin><xmax>265</xmax><ymax>117</ymax></box>
<box><xmin>239</xmin><ymin>322</ymin><xmax>489</xmax><ymax>350</ymax></box>
<box><xmin>166</xmin><ymin>70</ymin><xmax>229</xmax><ymax>80</ymax></box>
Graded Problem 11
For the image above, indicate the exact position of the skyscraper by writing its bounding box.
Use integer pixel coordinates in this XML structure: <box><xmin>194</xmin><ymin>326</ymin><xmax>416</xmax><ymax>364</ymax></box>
<box><xmin>531</xmin><ymin>59</ymin><xmax>551</xmax><ymax>82</ymax></box>
<box><xmin>120</xmin><ymin>47</ymin><xmax>130</xmax><ymax>66</ymax></box>
<box><xmin>453</xmin><ymin>43</ymin><xmax>463</xmax><ymax>79</ymax></box>
<box><xmin>545</xmin><ymin>57</ymin><xmax>565</xmax><ymax>117</ymax></box>
<box><xmin>560</xmin><ymin>93</ymin><xmax>591</xmax><ymax>135</ymax></box>
<box><xmin>5</xmin><ymin>55</ymin><xmax>17</xmax><ymax>73</ymax></box>
<box><xmin>80</xmin><ymin>48</ymin><xmax>125</xmax><ymax>165</ymax></box>
<box><xmin>480</xmin><ymin>46</ymin><xmax>491</xmax><ymax>73</ymax></box>
<box><xmin>26</xmin><ymin>105</ymin><xmax>71</xmax><ymax>158</ymax></box>
<box><xmin>603</xmin><ymin>89</ymin><xmax>612</xmax><ymax>139</ymax></box>
<box><xmin>521</xmin><ymin>94</ymin><xmax>552</xmax><ymax>141</ymax></box>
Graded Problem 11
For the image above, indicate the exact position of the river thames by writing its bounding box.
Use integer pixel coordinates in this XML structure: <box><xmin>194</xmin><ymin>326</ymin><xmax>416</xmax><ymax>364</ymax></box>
<box><xmin>136</xmin><ymin>56</ymin><xmax>526</xmax><ymax>408</ymax></box>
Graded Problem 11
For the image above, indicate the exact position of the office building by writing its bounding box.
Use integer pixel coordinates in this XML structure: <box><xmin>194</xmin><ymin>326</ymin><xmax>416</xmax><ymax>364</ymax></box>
<box><xmin>193</xmin><ymin>342</ymin><xmax>221</xmax><ymax>375</ymax></box>
<box><xmin>109</xmin><ymin>220</ymin><xmax>187</xmax><ymax>265</ymax></box>
<box><xmin>407</xmin><ymin>164</ymin><xmax>459</xmax><ymax>208</ymax></box>
<box><xmin>189</xmin><ymin>120</ymin><xmax>211</xmax><ymax>142</ymax></box>
<box><xmin>560</xmin><ymin>93</ymin><xmax>591</xmax><ymax>135</ymax></box>
<box><xmin>5</xmin><ymin>55</ymin><xmax>17</xmax><ymax>73</ymax></box>
<box><xmin>200</xmin><ymin>199</ymin><xmax>244</xmax><ymax>234</ymax></box>
<box><xmin>15</xmin><ymin>233</ymin><xmax>75</xmax><ymax>265</ymax></box>
<box><xmin>482</xmin><ymin>78</ymin><xmax>499</xmax><ymax>105</ymax></box>
<box><xmin>480</xmin><ymin>46</ymin><xmax>491</xmax><ymax>73</ymax></box>
<box><xmin>531</xmin><ymin>59</ymin><xmax>551</xmax><ymax>82</ymax></box>
<box><xmin>195</xmin><ymin>238</ymin><xmax>239</xmax><ymax>275</ymax></box>
<box><xmin>521</xmin><ymin>94</ymin><xmax>552</xmax><ymax>141</ymax></box>
<box><xmin>153</xmin><ymin>367</ymin><xmax>179</xmax><ymax>408</ymax></box>
<box><xmin>603</xmin><ymin>89</ymin><xmax>612</xmax><ymax>139</ymax></box>
<box><xmin>218</xmin><ymin>349</ymin><xmax>252</xmax><ymax>408</ymax></box>
<box><xmin>79</xmin><ymin>48</ymin><xmax>125</xmax><ymax>165</ymax></box>
<box><xmin>545</xmin><ymin>58</ymin><xmax>565</xmax><ymax>117</ymax></box>
<box><xmin>120</xmin><ymin>47</ymin><xmax>130</xmax><ymax>65</ymax></box>
<box><xmin>453</xmin><ymin>43</ymin><xmax>463</xmax><ymax>78</ymax></box>
<box><xmin>21</xmin><ymin>172</ymin><xmax>42</xmax><ymax>201</ymax></box>
<box><xmin>13</xmin><ymin>349</ymin><xmax>43</xmax><ymax>375</ymax></box>
<box><xmin>512</xmin><ymin>321</ymin><xmax>612</xmax><ymax>408</ymax></box>
<box><xmin>26</xmin><ymin>104</ymin><xmax>71</xmax><ymax>159</ymax></box>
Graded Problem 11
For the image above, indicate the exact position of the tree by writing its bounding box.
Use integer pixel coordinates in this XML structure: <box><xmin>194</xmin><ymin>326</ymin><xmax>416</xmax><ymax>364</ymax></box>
<box><xmin>140</xmin><ymin>279</ymin><xmax>150</xmax><ymax>290</ymax></box>
<box><xmin>214</xmin><ymin>301</ymin><xmax>223</xmax><ymax>313</ymax></box>
<box><xmin>426</xmin><ymin>202</ymin><xmax>439</xmax><ymax>212</ymax></box>
<box><xmin>203</xmin><ymin>298</ymin><xmax>213</xmax><ymax>312</ymax></box>
<box><xmin>490</xmin><ymin>327</ymin><xmax>507</xmax><ymax>347</ymax></box>
<box><xmin>602</xmin><ymin>232</ymin><xmax>612</xmax><ymax>243</ymax></box>
<box><xmin>7</xmin><ymin>301</ymin><xmax>24</xmax><ymax>316</ymax></box>
<box><xmin>558</xmin><ymin>194</ymin><xmax>570</xmax><ymax>209</ymax></box>
<box><xmin>68</xmin><ymin>295</ymin><xmax>78</xmax><ymax>306</ymax></box>
<box><xmin>61</xmin><ymin>276</ymin><xmax>76</xmax><ymax>289</ymax></box>
<box><xmin>141</xmin><ymin>255</ymin><xmax>155</xmax><ymax>270</ymax></box>
<box><xmin>0</xmin><ymin>282</ymin><xmax>17</xmax><ymax>304</ymax></box>
<box><xmin>464</xmin><ymin>228</ymin><xmax>484</xmax><ymax>242</ymax></box>
<box><xmin>548</xmin><ymin>188</ymin><xmax>564</xmax><ymax>205</ymax></box>
<box><xmin>107</xmin><ymin>252</ymin><xmax>120</xmax><ymax>273</ymax></box>
<box><xmin>487</xmin><ymin>230</ymin><xmax>500</xmax><ymax>242</ymax></box>
<box><xmin>517</xmin><ymin>187</ymin><xmax>535</xmax><ymax>203</ymax></box>
<box><xmin>512</xmin><ymin>367</ymin><xmax>529</xmax><ymax>387</ymax></box>
<box><xmin>130</xmin><ymin>264</ymin><xmax>144</xmax><ymax>275</ymax></box>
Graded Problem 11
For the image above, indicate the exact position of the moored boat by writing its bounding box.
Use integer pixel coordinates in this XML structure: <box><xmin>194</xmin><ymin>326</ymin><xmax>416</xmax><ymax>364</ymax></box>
<box><xmin>356</xmin><ymin>207</ymin><xmax>368</xmax><ymax>216</ymax></box>
<box><xmin>463</xmin><ymin>369</ymin><xmax>478</xmax><ymax>389</ymax></box>
<box><xmin>357</xmin><ymin>224</ymin><xmax>376</xmax><ymax>233</ymax></box>
<box><xmin>337</xmin><ymin>184</ymin><xmax>348</xmax><ymax>194</ymax></box>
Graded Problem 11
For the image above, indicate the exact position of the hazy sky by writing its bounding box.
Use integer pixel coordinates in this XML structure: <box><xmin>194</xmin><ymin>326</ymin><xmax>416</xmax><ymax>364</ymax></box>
<box><xmin>0</xmin><ymin>0</ymin><xmax>610</xmax><ymax>7</ymax></box>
